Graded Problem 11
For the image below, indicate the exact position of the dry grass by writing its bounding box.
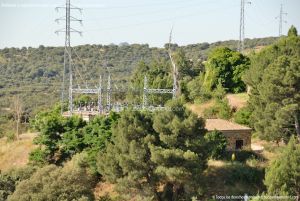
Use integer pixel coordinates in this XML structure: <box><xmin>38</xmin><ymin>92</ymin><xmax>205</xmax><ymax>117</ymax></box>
<box><xmin>94</xmin><ymin>182</ymin><xmax>117</xmax><ymax>198</ymax></box>
<box><xmin>0</xmin><ymin>133</ymin><xmax>37</xmax><ymax>171</ymax></box>
<box><xmin>226</xmin><ymin>93</ymin><xmax>249</xmax><ymax>110</ymax></box>
<box><xmin>187</xmin><ymin>99</ymin><xmax>215</xmax><ymax>117</ymax></box>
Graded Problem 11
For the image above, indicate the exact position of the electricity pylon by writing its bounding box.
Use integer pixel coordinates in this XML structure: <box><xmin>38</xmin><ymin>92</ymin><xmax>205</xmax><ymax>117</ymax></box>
<box><xmin>55</xmin><ymin>0</ymin><xmax>82</xmax><ymax>115</ymax></box>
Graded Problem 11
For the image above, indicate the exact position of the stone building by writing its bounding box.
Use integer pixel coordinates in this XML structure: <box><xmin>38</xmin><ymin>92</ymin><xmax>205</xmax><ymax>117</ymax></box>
<box><xmin>205</xmin><ymin>119</ymin><xmax>252</xmax><ymax>151</ymax></box>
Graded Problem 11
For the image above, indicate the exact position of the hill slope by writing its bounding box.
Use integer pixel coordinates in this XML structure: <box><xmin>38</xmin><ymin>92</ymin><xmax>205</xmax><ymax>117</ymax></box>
<box><xmin>0</xmin><ymin>37</ymin><xmax>277</xmax><ymax>117</ymax></box>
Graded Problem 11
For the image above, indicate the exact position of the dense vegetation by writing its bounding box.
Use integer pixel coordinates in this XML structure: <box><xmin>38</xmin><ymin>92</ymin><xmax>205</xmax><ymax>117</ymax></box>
<box><xmin>2</xmin><ymin>29</ymin><xmax>300</xmax><ymax>200</ymax></box>
<box><xmin>244</xmin><ymin>27</ymin><xmax>300</xmax><ymax>143</ymax></box>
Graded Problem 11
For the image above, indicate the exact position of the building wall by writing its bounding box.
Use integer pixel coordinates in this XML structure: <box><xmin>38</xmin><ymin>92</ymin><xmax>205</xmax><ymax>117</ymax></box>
<box><xmin>220</xmin><ymin>130</ymin><xmax>252</xmax><ymax>151</ymax></box>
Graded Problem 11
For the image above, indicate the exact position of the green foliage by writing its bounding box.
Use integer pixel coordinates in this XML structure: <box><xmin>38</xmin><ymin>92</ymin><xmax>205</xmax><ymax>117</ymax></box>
<box><xmin>203</xmin><ymin>99</ymin><xmax>232</xmax><ymax>119</ymax></box>
<box><xmin>8</xmin><ymin>164</ymin><xmax>96</xmax><ymax>201</ymax></box>
<box><xmin>30</xmin><ymin>107</ymin><xmax>119</xmax><ymax>168</ymax></box>
<box><xmin>225</xmin><ymin>162</ymin><xmax>264</xmax><ymax>186</ymax></box>
<box><xmin>264</xmin><ymin>137</ymin><xmax>300</xmax><ymax>196</ymax></box>
<box><xmin>0</xmin><ymin>166</ymin><xmax>36</xmax><ymax>201</ymax></box>
<box><xmin>244</xmin><ymin>30</ymin><xmax>300</xmax><ymax>142</ymax></box>
<box><xmin>186</xmin><ymin>74</ymin><xmax>212</xmax><ymax>102</ymax></box>
<box><xmin>203</xmin><ymin>47</ymin><xmax>250</xmax><ymax>93</ymax></box>
<box><xmin>98</xmin><ymin>100</ymin><xmax>208</xmax><ymax>200</ymax></box>
<box><xmin>288</xmin><ymin>25</ymin><xmax>298</xmax><ymax>37</ymax></box>
<box><xmin>205</xmin><ymin>130</ymin><xmax>227</xmax><ymax>159</ymax></box>
<box><xmin>233</xmin><ymin>106</ymin><xmax>252</xmax><ymax>126</ymax></box>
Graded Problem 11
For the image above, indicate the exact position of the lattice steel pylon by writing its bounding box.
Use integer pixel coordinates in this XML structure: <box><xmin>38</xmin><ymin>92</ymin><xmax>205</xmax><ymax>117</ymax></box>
<box><xmin>55</xmin><ymin>0</ymin><xmax>82</xmax><ymax>115</ymax></box>
<box><xmin>276</xmin><ymin>4</ymin><xmax>287</xmax><ymax>37</ymax></box>
<box><xmin>238</xmin><ymin>0</ymin><xmax>251</xmax><ymax>52</ymax></box>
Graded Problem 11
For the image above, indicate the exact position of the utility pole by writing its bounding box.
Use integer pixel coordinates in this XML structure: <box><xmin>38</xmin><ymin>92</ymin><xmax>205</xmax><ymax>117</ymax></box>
<box><xmin>168</xmin><ymin>27</ymin><xmax>179</xmax><ymax>98</ymax></box>
<box><xmin>238</xmin><ymin>0</ymin><xmax>251</xmax><ymax>52</ymax></box>
<box><xmin>107</xmin><ymin>72</ymin><xmax>112</xmax><ymax>111</ymax></box>
<box><xmin>276</xmin><ymin>4</ymin><xmax>287</xmax><ymax>37</ymax></box>
<box><xmin>98</xmin><ymin>75</ymin><xmax>103</xmax><ymax>114</ymax></box>
<box><xmin>55</xmin><ymin>0</ymin><xmax>82</xmax><ymax>115</ymax></box>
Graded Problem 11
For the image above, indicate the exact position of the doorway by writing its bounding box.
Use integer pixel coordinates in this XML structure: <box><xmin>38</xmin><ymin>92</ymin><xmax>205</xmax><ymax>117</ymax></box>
<box><xmin>235</xmin><ymin>140</ymin><xmax>244</xmax><ymax>150</ymax></box>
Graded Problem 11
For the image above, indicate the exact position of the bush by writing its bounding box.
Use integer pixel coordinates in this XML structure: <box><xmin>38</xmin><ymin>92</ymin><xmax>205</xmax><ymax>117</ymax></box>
<box><xmin>233</xmin><ymin>106</ymin><xmax>252</xmax><ymax>126</ymax></box>
<box><xmin>225</xmin><ymin>162</ymin><xmax>265</xmax><ymax>186</ymax></box>
<box><xmin>203</xmin><ymin>99</ymin><xmax>232</xmax><ymax>119</ymax></box>
<box><xmin>8</xmin><ymin>164</ymin><xmax>96</xmax><ymax>201</ymax></box>
<box><xmin>205</xmin><ymin>130</ymin><xmax>227</xmax><ymax>159</ymax></box>
<box><xmin>0</xmin><ymin>166</ymin><xmax>36</xmax><ymax>201</ymax></box>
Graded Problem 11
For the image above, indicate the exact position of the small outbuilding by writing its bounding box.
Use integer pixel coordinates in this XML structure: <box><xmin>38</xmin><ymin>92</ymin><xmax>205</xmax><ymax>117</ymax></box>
<box><xmin>205</xmin><ymin>119</ymin><xmax>252</xmax><ymax>151</ymax></box>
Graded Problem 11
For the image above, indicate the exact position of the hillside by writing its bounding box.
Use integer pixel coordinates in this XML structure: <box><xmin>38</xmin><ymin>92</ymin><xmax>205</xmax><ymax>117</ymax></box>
<box><xmin>0</xmin><ymin>37</ymin><xmax>277</xmax><ymax>117</ymax></box>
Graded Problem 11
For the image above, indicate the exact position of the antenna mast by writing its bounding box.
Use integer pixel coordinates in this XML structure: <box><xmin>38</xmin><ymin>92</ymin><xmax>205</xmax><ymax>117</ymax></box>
<box><xmin>56</xmin><ymin>0</ymin><xmax>82</xmax><ymax>115</ymax></box>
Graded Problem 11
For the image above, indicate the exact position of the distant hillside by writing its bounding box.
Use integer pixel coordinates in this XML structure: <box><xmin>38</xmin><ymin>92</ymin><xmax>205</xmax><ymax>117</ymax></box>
<box><xmin>0</xmin><ymin>36</ymin><xmax>278</xmax><ymax>117</ymax></box>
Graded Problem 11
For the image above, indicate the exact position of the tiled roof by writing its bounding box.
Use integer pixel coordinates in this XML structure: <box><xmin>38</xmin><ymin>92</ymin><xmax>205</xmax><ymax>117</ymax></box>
<box><xmin>205</xmin><ymin>119</ymin><xmax>252</xmax><ymax>131</ymax></box>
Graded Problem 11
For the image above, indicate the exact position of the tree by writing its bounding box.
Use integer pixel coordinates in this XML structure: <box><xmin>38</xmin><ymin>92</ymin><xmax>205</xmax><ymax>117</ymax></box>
<box><xmin>30</xmin><ymin>108</ymin><xmax>118</xmax><ymax>167</ymax></box>
<box><xmin>244</xmin><ymin>28</ymin><xmax>300</xmax><ymax>142</ymax></box>
<box><xmin>203</xmin><ymin>47</ymin><xmax>250</xmax><ymax>93</ymax></box>
<box><xmin>151</xmin><ymin>99</ymin><xmax>208</xmax><ymax>200</ymax></box>
<box><xmin>98</xmin><ymin>110</ymin><xmax>160</xmax><ymax>200</ymax></box>
<box><xmin>264</xmin><ymin>137</ymin><xmax>300</xmax><ymax>197</ymax></box>
<box><xmin>204</xmin><ymin>130</ymin><xmax>227</xmax><ymax>159</ymax></box>
<box><xmin>11</xmin><ymin>96</ymin><xmax>23</xmax><ymax>140</ymax></box>
<box><xmin>288</xmin><ymin>25</ymin><xmax>298</xmax><ymax>37</ymax></box>
<box><xmin>98</xmin><ymin>100</ymin><xmax>209</xmax><ymax>200</ymax></box>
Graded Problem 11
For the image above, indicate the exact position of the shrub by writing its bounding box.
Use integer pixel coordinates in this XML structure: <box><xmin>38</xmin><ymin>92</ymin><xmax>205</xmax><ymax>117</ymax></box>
<box><xmin>233</xmin><ymin>106</ymin><xmax>252</xmax><ymax>126</ymax></box>
<box><xmin>203</xmin><ymin>99</ymin><xmax>232</xmax><ymax>119</ymax></box>
<box><xmin>225</xmin><ymin>162</ymin><xmax>264</xmax><ymax>186</ymax></box>
<box><xmin>8</xmin><ymin>164</ymin><xmax>96</xmax><ymax>201</ymax></box>
<box><xmin>0</xmin><ymin>166</ymin><xmax>36</xmax><ymax>201</ymax></box>
<box><xmin>205</xmin><ymin>130</ymin><xmax>227</xmax><ymax>159</ymax></box>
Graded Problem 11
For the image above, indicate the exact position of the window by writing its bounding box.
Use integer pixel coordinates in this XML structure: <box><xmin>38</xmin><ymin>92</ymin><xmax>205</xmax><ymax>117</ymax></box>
<box><xmin>235</xmin><ymin>140</ymin><xmax>244</xmax><ymax>150</ymax></box>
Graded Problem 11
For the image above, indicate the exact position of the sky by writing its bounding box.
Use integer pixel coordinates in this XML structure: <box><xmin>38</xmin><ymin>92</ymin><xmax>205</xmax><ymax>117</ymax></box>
<box><xmin>0</xmin><ymin>0</ymin><xmax>299</xmax><ymax>48</ymax></box>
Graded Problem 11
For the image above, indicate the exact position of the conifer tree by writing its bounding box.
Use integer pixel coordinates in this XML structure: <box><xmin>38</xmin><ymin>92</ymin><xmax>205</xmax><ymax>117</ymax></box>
<box><xmin>264</xmin><ymin>137</ymin><xmax>300</xmax><ymax>197</ymax></box>
<box><xmin>244</xmin><ymin>26</ymin><xmax>300</xmax><ymax>142</ymax></box>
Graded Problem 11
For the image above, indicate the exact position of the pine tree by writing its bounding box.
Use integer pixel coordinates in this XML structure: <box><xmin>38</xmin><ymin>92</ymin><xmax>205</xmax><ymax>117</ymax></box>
<box><xmin>264</xmin><ymin>137</ymin><xmax>300</xmax><ymax>197</ymax></box>
<box><xmin>244</xmin><ymin>26</ymin><xmax>300</xmax><ymax>142</ymax></box>
<box><xmin>98</xmin><ymin>100</ymin><xmax>209</xmax><ymax>200</ymax></box>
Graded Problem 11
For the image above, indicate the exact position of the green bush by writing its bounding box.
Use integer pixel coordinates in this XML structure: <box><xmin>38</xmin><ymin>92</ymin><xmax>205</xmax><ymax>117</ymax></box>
<box><xmin>205</xmin><ymin>130</ymin><xmax>227</xmax><ymax>159</ymax></box>
<box><xmin>233</xmin><ymin>106</ymin><xmax>252</xmax><ymax>126</ymax></box>
<box><xmin>203</xmin><ymin>99</ymin><xmax>232</xmax><ymax>119</ymax></box>
<box><xmin>225</xmin><ymin>162</ymin><xmax>265</xmax><ymax>186</ymax></box>
<box><xmin>8</xmin><ymin>164</ymin><xmax>96</xmax><ymax>201</ymax></box>
<box><xmin>0</xmin><ymin>166</ymin><xmax>36</xmax><ymax>201</ymax></box>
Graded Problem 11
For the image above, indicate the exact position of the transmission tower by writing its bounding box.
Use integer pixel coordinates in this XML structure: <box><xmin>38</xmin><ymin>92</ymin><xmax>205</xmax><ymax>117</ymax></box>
<box><xmin>55</xmin><ymin>0</ymin><xmax>82</xmax><ymax>115</ymax></box>
<box><xmin>276</xmin><ymin>4</ymin><xmax>287</xmax><ymax>37</ymax></box>
<box><xmin>238</xmin><ymin>0</ymin><xmax>251</xmax><ymax>52</ymax></box>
